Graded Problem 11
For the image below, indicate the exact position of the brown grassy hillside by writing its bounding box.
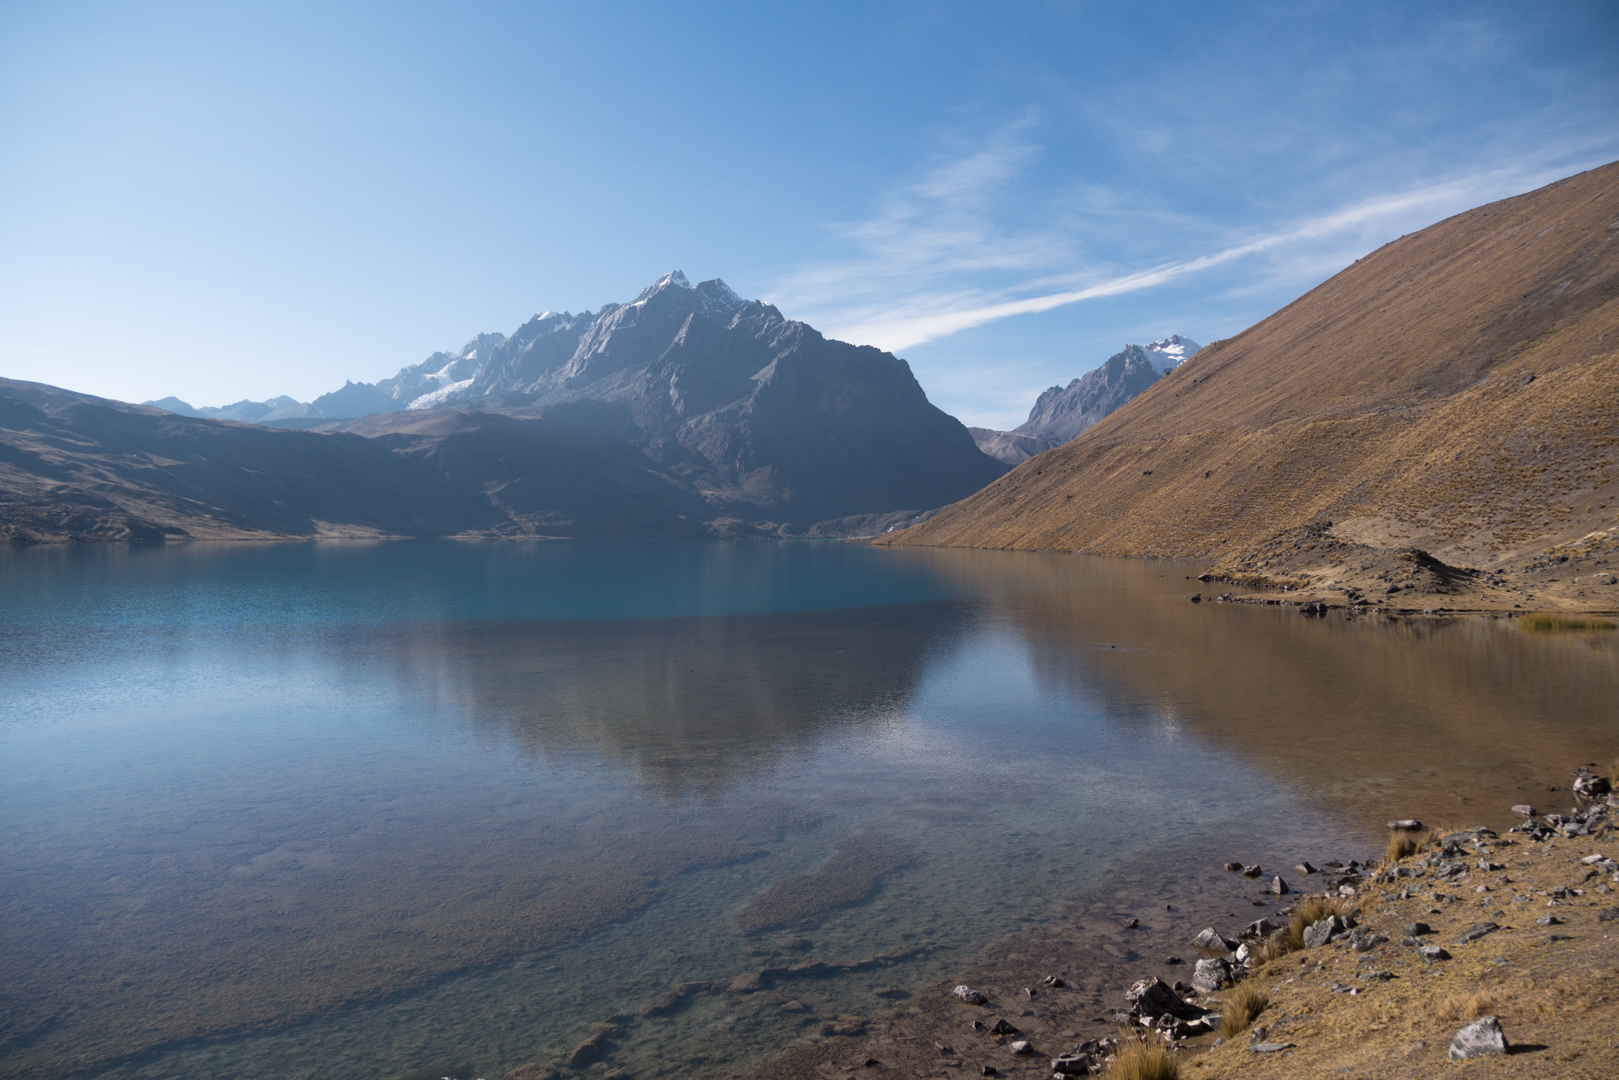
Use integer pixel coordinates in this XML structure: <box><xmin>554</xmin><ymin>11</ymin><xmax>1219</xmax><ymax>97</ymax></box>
<box><xmin>881</xmin><ymin>162</ymin><xmax>1619</xmax><ymax>612</ymax></box>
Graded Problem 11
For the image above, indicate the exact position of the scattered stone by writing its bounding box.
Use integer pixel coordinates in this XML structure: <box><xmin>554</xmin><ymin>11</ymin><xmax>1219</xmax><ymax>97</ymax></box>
<box><xmin>1547</xmin><ymin>933</ymin><xmax>1575</xmax><ymax>942</ymax></box>
<box><xmin>728</xmin><ymin>972</ymin><xmax>764</xmax><ymax>993</ymax></box>
<box><xmin>1164</xmin><ymin>956</ymin><xmax>1183</xmax><ymax>966</ymax></box>
<box><xmin>864</xmin><ymin>1057</ymin><xmax>882</xmax><ymax>1068</ymax></box>
<box><xmin>781</xmin><ymin>1000</ymin><xmax>807</xmax><ymax>1012</ymax></box>
<box><xmin>1455</xmin><ymin>922</ymin><xmax>1501</xmax><ymax>944</ymax></box>
<box><xmin>1573</xmin><ymin>769</ymin><xmax>1612</xmax><ymax>799</ymax></box>
<box><xmin>1250</xmin><ymin>1042</ymin><xmax>1296</xmax><ymax>1053</ymax></box>
<box><xmin>1296</xmin><ymin>861</ymin><xmax>1318</xmax><ymax>875</ymax></box>
<box><xmin>1580</xmin><ymin>853</ymin><xmax>1608</xmax><ymax>865</ymax></box>
<box><xmin>1404</xmin><ymin>922</ymin><xmax>1432</xmax><ymax>936</ymax></box>
<box><xmin>1050</xmin><ymin>1054</ymin><xmax>1092</xmax><ymax>1075</ymax></box>
<box><xmin>1351</xmin><ymin>932</ymin><xmax>1389</xmax><ymax>952</ymax></box>
<box><xmin>1270</xmin><ymin>875</ymin><xmax>1290</xmax><ymax>895</ymax></box>
<box><xmin>1008</xmin><ymin>1041</ymin><xmax>1032</xmax><ymax>1055</ymax></box>
<box><xmin>1597</xmin><ymin>908</ymin><xmax>1619</xmax><ymax>923</ymax></box>
<box><xmin>954</xmin><ymin>986</ymin><xmax>989</xmax><ymax>1005</ymax></box>
<box><xmin>1299</xmin><ymin>600</ymin><xmax>1327</xmax><ymax>616</ymax></box>
<box><xmin>1190</xmin><ymin>594</ymin><xmax>1202</xmax><ymax>603</ymax></box>
<box><xmin>1448</xmin><ymin>1016</ymin><xmax>1509</xmax><ymax>1061</ymax></box>
<box><xmin>1419</xmin><ymin>945</ymin><xmax>1450</xmax><ymax>961</ymax></box>
<box><xmin>1388</xmin><ymin>819</ymin><xmax>1423</xmax><ymax>831</ymax></box>
<box><xmin>1244</xmin><ymin>917</ymin><xmax>1282</xmax><ymax>937</ymax></box>
<box><xmin>1511</xmin><ymin>805</ymin><xmax>1537</xmax><ymax>817</ymax></box>
<box><xmin>936</xmin><ymin>1043</ymin><xmax>953</xmax><ymax>1054</ymax></box>
<box><xmin>1122</xmin><ymin>917</ymin><xmax>1139</xmax><ymax>929</ymax></box>
<box><xmin>989</xmin><ymin>1018</ymin><xmax>1021</xmax><ymax>1037</ymax></box>
<box><xmin>981</xmin><ymin>1067</ymin><xmax>996</xmax><ymax>1077</ymax></box>
<box><xmin>1537</xmin><ymin>915</ymin><xmax>1562</xmax><ymax>926</ymax></box>
<box><xmin>1041</xmin><ymin>975</ymin><xmax>1068</xmax><ymax>988</ymax></box>
<box><xmin>968</xmin><ymin>1019</ymin><xmax>985</xmax><ymax>1031</ymax></box>
<box><xmin>1242</xmin><ymin>864</ymin><xmax>1264</xmax><ymax>878</ymax></box>
<box><xmin>1223</xmin><ymin>862</ymin><xmax>1243</xmax><ymax>872</ymax></box>
<box><xmin>1192</xmin><ymin>957</ymin><xmax>1233</xmax><ymax>993</ymax></box>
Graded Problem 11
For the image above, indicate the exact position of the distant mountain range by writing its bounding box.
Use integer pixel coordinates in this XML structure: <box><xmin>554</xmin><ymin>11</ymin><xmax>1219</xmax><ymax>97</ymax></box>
<box><xmin>968</xmin><ymin>337</ymin><xmax>1200</xmax><ymax>464</ymax></box>
<box><xmin>4</xmin><ymin>273</ymin><xmax>1007</xmax><ymax>542</ymax></box>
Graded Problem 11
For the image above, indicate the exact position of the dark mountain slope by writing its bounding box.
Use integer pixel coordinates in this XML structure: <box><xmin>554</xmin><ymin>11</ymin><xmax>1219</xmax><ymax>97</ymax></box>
<box><xmin>0</xmin><ymin>379</ymin><xmax>501</xmax><ymax>542</ymax></box>
<box><xmin>880</xmin><ymin>162</ymin><xmax>1619</xmax><ymax>611</ymax></box>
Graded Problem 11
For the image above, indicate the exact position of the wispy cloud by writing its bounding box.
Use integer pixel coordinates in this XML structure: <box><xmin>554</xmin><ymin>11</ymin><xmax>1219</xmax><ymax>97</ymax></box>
<box><xmin>772</xmin><ymin>136</ymin><xmax>1607</xmax><ymax>354</ymax></box>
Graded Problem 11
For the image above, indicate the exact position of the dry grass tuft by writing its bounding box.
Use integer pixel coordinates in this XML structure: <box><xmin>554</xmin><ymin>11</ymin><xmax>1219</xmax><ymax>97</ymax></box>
<box><xmin>1436</xmin><ymin>990</ymin><xmax>1500</xmax><ymax>1022</ymax></box>
<box><xmin>1218</xmin><ymin>982</ymin><xmax>1269</xmax><ymax>1038</ymax></box>
<box><xmin>1107</xmin><ymin>1038</ymin><xmax>1179</xmax><ymax>1080</ymax></box>
<box><xmin>1386</xmin><ymin>833</ymin><xmax>1418</xmax><ymax>864</ymax></box>
<box><xmin>1610</xmin><ymin>759</ymin><xmax>1619</xmax><ymax>787</ymax></box>
<box><xmin>1519</xmin><ymin>613</ymin><xmax>1617</xmax><ymax>632</ymax></box>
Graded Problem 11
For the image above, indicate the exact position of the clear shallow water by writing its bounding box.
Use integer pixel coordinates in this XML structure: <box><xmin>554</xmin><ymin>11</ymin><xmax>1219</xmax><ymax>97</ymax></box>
<box><xmin>1</xmin><ymin>540</ymin><xmax>1614</xmax><ymax>1080</ymax></box>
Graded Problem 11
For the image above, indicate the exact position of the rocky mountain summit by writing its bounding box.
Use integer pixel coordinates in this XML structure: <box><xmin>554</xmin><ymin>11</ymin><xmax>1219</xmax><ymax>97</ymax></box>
<box><xmin>12</xmin><ymin>273</ymin><xmax>1007</xmax><ymax>541</ymax></box>
<box><xmin>969</xmin><ymin>336</ymin><xmax>1201</xmax><ymax>465</ymax></box>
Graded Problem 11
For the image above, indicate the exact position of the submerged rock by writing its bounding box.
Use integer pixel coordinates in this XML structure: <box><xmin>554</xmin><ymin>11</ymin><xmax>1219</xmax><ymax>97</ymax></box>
<box><xmin>953</xmin><ymin>985</ymin><xmax>989</xmax><ymax>1005</ymax></box>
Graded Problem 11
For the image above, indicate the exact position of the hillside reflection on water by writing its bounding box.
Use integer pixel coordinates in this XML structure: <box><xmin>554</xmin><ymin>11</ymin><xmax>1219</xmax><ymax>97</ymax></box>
<box><xmin>0</xmin><ymin>541</ymin><xmax>1613</xmax><ymax>1080</ymax></box>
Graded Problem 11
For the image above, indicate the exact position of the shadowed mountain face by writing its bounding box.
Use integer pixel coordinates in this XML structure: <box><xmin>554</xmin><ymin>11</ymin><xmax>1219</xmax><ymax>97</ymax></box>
<box><xmin>0</xmin><ymin>380</ymin><xmax>504</xmax><ymax>542</ymax></box>
<box><xmin>5</xmin><ymin>274</ymin><xmax>1007</xmax><ymax>540</ymax></box>
<box><xmin>970</xmin><ymin>337</ymin><xmax>1200</xmax><ymax>465</ymax></box>
<box><xmin>887</xmin><ymin>161</ymin><xmax>1619</xmax><ymax>586</ymax></box>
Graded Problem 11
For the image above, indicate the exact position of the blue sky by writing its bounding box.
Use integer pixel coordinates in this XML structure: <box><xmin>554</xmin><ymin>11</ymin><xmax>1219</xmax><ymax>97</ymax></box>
<box><xmin>2</xmin><ymin>2</ymin><xmax>1616</xmax><ymax>428</ymax></box>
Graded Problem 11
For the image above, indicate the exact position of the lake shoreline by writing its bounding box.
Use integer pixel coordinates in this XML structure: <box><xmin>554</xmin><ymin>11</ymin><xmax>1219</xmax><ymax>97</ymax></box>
<box><xmin>716</xmin><ymin>771</ymin><xmax>1619</xmax><ymax>1080</ymax></box>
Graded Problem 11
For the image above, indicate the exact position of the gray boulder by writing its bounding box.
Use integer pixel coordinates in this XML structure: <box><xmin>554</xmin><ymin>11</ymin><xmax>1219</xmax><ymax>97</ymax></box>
<box><xmin>1192</xmin><ymin>957</ymin><xmax>1233</xmax><ymax>993</ymax></box>
<box><xmin>1448</xmin><ymin>1016</ymin><xmax>1509</xmax><ymax>1061</ymax></box>
<box><xmin>952</xmin><ymin>985</ymin><xmax>988</xmax><ymax>1005</ymax></box>
<box><xmin>1125</xmin><ymin>977</ymin><xmax>1202</xmax><ymax>1020</ymax></box>
<box><xmin>1302</xmin><ymin>916</ymin><xmax>1346</xmax><ymax>948</ymax></box>
<box><xmin>1050</xmin><ymin>1054</ymin><xmax>1092</xmax><ymax>1075</ymax></box>
<box><xmin>1192</xmin><ymin>927</ymin><xmax>1235</xmax><ymax>952</ymax></box>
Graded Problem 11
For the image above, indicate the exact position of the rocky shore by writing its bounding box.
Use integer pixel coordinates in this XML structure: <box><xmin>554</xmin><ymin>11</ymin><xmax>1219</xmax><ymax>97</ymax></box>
<box><xmin>711</xmin><ymin>768</ymin><xmax>1619</xmax><ymax>1080</ymax></box>
<box><xmin>487</xmin><ymin>768</ymin><xmax>1619</xmax><ymax>1080</ymax></box>
<box><xmin>1189</xmin><ymin>528</ymin><xmax>1619</xmax><ymax>617</ymax></box>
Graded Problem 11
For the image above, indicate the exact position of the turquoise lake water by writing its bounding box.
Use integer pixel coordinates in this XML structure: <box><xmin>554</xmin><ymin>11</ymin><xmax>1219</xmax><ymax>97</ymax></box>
<box><xmin>1</xmin><ymin>540</ymin><xmax>1613</xmax><ymax>1080</ymax></box>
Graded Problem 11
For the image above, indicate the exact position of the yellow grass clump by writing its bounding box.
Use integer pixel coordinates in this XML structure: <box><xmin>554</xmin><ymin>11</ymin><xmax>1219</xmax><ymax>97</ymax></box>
<box><xmin>1386</xmin><ymin>832</ymin><xmax>1418</xmax><ymax>863</ymax></box>
<box><xmin>1218</xmin><ymin>982</ymin><xmax>1269</xmax><ymax>1038</ymax></box>
<box><xmin>1107</xmin><ymin>1038</ymin><xmax>1179</xmax><ymax>1080</ymax></box>
<box><xmin>1518</xmin><ymin>613</ymin><xmax>1617</xmax><ymax>632</ymax></box>
<box><xmin>1436</xmin><ymin>990</ymin><xmax>1500</xmax><ymax>1022</ymax></box>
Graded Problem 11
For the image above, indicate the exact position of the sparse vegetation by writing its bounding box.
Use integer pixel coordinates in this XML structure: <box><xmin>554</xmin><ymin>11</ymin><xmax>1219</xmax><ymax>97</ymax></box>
<box><xmin>1279</xmin><ymin>895</ymin><xmax>1352</xmax><ymax>953</ymax></box>
<box><xmin>1106</xmin><ymin>1037</ymin><xmax>1179</xmax><ymax>1080</ymax></box>
<box><xmin>1218</xmin><ymin>982</ymin><xmax>1269</xmax><ymax>1038</ymax></box>
<box><xmin>1519</xmin><ymin>613</ymin><xmax>1617</xmax><ymax>632</ymax></box>
<box><xmin>1386</xmin><ymin>832</ymin><xmax>1418</xmax><ymax>864</ymax></box>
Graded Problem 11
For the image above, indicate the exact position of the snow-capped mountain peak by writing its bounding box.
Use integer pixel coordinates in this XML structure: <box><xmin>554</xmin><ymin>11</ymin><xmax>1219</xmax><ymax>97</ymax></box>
<box><xmin>1143</xmin><ymin>334</ymin><xmax>1202</xmax><ymax>374</ymax></box>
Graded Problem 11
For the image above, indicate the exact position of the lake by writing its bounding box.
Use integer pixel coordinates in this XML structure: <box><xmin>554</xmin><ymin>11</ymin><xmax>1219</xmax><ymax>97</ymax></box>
<box><xmin>1</xmin><ymin>540</ymin><xmax>1614</xmax><ymax>1080</ymax></box>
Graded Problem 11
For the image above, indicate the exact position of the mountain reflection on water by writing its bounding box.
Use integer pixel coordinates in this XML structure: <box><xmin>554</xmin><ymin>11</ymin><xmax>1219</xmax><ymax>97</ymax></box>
<box><xmin>382</xmin><ymin>604</ymin><xmax>971</xmax><ymax>797</ymax></box>
<box><xmin>0</xmin><ymin>541</ymin><xmax>1613</xmax><ymax>1080</ymax></box>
